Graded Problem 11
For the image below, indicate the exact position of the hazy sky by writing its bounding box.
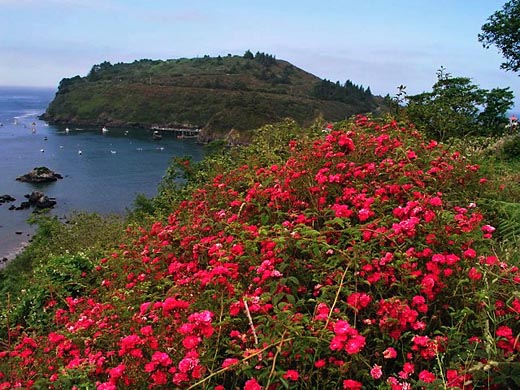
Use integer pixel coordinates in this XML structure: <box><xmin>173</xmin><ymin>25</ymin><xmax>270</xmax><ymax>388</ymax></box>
<box><xmin>2</xmin><ymin>0</ymin><xmax>519</xmax><ymax>108</ymax></box>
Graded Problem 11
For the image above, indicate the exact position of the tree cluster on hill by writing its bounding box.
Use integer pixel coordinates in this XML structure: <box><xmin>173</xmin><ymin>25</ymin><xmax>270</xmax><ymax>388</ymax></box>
<box><xmin>87</xmin><ymin>61</ymin><xmax>113</xmax><ymax>81</ymax></box>
<box><xmin>312</xmin><ymin>79</ymin><xmax>375</xmax><ymax>111</ymax></box>
<box><xmin>253</xmin><ymin>51</ymin><xmax>276</xmax><ymax>66</ymax></box>
<box><xmin>405</xmin><ymin>67</ymin><xmax>514</xmax><ymax>141</ymax></box>
<box><xmin>243</xmin><ymin>50</ymin><xmax>277</xmax><ymax>66</ymax></box>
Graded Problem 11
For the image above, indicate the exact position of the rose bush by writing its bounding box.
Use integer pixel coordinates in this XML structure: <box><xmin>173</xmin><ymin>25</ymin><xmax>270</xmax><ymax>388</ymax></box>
<box><xmin>1</xmin><ymin>116</ymin><xmax>519</xmax><ymax>389</ymax></box>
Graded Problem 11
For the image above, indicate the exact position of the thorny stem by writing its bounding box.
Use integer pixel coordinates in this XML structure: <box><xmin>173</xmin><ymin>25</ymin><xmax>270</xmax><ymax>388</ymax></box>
<box><xmin>210</xmin><ymin>292</ymin><xmax>226</xmax><ymax>373</ymax></box>
<box><xmin>324</xmin><ymin>263</ymin><xmax>351</xmax><ymax>331</ymax></box>
<box><xmin>243</xmin><ymin>298</ymin><xmax>259</xmax><ymax>345</ymax></box>
<box><xmin>237</xmin><ymin>202</ymin><xmax>246</xmax><ymax>218</ymax></box>
<box><xmin>6</xmin><ymin>293</ymin><xmax>11</xmax><ymax>349</ymax></box>
<box><xmin>186</xmin><ymin>337</ymin><xmax>295</xmax><ymax>390</ymax></box>
<box><xmin>266</xmin><ymin>331</ymin><xmax>288</xmax><ymax>389</ymax></box>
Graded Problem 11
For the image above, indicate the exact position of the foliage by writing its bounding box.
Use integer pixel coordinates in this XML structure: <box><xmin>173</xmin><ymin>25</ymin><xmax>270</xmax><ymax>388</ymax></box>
<box><xmin>23</xmin><ymin>212</ymin><xmax>125</xmax><ymax>261</ymax></box>
<box><xmin>253</xmin><ymin>51</ymin><xmax>277</xmax><ymax>67</ymax></box>
<box><xmin>479</xmin><ymin>88</ymin><xmax>516</xmax><ymax>135</ymax></box>
<box><xmin>405</xmin><ymin>68</ymin><xmax>514</xmax><ymax>141</ymax></box>
<box><xmin>0</xmin><ymin>255</ymin><xmax>97</xmax><ymax>340</ymax></box>
<box><xmin>434</xmin><ymin>133</ymin><xmax>520</xmax><ymax>279</ymax></box>
<box><xmin>132</xmin><ymin>119</ymin><xmax>316</xmax><ymax>222</ymax></box>
<box><xmin>0</xmin><ymin>213</ymin><xmax>123</xmax><ymax>271</ymax></box>
<box><xmin>1</xmin><ymin>116</ymin><xmax>519</xmax><ymax>389</ymax></box>
<box><xmin>479</xmin><ymin>0</ymin><xmax>520</xmax><ymax>73</ymax></box>
<box><xmin>0</xmin><ymin>213</ymin><xmax>125</xmax><ymax>338</ymax></box>
<box><xmin>312</xmin><ymin>79</ymin><xmax>375</xmax><ymax>111</ymax></box>
<box><xmin>482</xmin><ymin>199</ymin><xmax>520</xmax><ymax>244</ymax></box>
<box><xmin>88</xmin><ymin>61</ymin><xmax>114</xmax><ymax>82</ymax></box>
<box><xmin>496</xmin><ymin>133</ymin><xmax>520</xmax><ymax>160</ymax></box>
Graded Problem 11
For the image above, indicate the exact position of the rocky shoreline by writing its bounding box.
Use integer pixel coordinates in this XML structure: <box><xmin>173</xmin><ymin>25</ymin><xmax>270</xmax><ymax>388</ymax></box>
<box><xmin>1</xmin><ymin>167</ymin><xmax>61</xmax><ymax>269</ymax></box>
<box><xmin>0</xmin><ymin>240</ymin><xmax>31</xmax><ymax>270</ymax></box>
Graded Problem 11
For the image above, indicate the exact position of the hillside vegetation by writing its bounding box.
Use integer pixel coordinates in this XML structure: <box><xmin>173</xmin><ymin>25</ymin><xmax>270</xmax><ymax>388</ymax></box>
<box><xmin>1</xmin><ymin>115</ymin><xmax>519</xmax><ymax>389</ymax></box>
<box><xmin>42</xmin><ymin>53</ymin><xmax>385</xmax><ymax>142</ymax></box>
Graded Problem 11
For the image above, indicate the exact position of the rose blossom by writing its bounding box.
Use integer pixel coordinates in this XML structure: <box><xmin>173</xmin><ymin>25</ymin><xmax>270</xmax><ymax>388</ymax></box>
<box><xmin>370</xmin><ymin>364</ymin><xmax>383</xmax><ymax>379</ymax></box>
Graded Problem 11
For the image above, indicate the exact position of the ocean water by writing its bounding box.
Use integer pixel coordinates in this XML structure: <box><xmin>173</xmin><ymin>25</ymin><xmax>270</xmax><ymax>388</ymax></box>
<box><xmin>0</xmin><ymin>86</ymin><xmax>206</xmax><ymax>260</ymax></box>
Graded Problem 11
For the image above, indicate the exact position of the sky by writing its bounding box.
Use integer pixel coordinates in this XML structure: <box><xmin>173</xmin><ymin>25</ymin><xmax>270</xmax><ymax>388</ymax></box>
<box><xmin>1</xmin><ymin>0</ymin><xmax>519</xmax><ymax>110</ymax></box>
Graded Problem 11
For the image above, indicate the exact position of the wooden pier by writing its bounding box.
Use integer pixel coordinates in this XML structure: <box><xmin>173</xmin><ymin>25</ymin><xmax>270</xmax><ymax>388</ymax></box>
<box><xmin>151</xmin><ymin>126</ymin><xmax>201</xmax><ymax>138</ymax></box>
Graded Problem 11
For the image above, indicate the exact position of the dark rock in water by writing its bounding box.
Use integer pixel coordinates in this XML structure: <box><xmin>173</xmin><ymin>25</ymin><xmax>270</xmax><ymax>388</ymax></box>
<box><xmin>36</xmin><ymin>199</ymin><xmax>57</xmax><ymax>209</ymax></box>
<box><xmin>0</xmin><ymin>194</ymin><xmax>16</xmax><ymax>204</ymax></box>
<box><xmin>27</xmin><ymin>192</ymin><xmax>42</xmax><ymax>203</ymax></box>
<box><xmin>16</xmin><ymin>166</ymin><xmax>63</xmax><ymax>183</ymax></box>
<box><xmin>18</xmin><ymin>201</ymin><xmax>31</xmax><ymax>210</ymax></box>
<box><xmin>10</xmin><ymin>191</ymin><xmax>57</xmax><ymax>211</ymax></box>
<box><xmin>27</xmin><ymin>191</ymin><xmax>56</xmax><ymax>209</ymax></box>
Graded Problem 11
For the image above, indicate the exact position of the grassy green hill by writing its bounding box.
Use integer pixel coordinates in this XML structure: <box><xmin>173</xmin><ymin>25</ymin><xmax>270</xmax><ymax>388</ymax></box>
<box><xmin>42</xmin><ymin>53</ymin><xmax>387</xmax><ymax>141</ymax></box>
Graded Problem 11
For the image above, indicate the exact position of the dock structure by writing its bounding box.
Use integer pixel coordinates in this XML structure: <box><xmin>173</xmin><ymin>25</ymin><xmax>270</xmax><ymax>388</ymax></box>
<box><xmin>151</xmin><ymin>125</ymin><xmax>201</xmax><ymax>138</ymax></box>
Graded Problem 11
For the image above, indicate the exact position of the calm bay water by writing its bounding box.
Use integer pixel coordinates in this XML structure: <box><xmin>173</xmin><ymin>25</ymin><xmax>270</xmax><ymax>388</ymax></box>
<box><xmin>0</xmin><ymin>86</ymin><xmax>205</xmax><ymax>260</ymax></box>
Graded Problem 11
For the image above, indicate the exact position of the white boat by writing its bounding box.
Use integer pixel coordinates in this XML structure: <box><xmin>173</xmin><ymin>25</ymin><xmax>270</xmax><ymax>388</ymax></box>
<box><xmin>102</xmin><ymin>126</ymin><xmax>108</xmax><ymax>133</ymax></box>
<box><xmin>65</xmin><ymin>127</ymin><xmax>70</xmax><ymax>133</ymax></box>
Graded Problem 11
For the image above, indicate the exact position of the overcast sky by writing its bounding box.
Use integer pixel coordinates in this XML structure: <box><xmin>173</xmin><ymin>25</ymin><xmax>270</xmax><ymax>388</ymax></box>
<box><xmin>1</xmin><ymin>0</ymin><xmax>519</xmax><ymax>109</ymax></box>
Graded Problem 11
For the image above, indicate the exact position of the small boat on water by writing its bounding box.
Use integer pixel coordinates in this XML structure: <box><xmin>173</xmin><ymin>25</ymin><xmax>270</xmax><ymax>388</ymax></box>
<box><xmin>65</xmin><ymin>127</ymin><xmax>70</xmax><ymax>133</ymax></box>
<box><xmin>102</xmin><ymin>126</ymin><xmax>109</xmax><ymax>133</ymax></box>
<box><xmin>152</xmin><ymin>130</ymin><xmax>162</xmax><ymax>140</ymax></box>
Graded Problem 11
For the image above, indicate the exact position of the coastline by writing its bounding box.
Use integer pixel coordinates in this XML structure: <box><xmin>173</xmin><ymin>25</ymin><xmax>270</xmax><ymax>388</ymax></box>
<box><xmin>0</xmin><ymin>238</ymin><xmax>31</xmax><ymax>271</ymax></box>
<box><xmin>0</xmin><ymin>87</ymin><xmax>207</xmax><ymax>273</ymax></box>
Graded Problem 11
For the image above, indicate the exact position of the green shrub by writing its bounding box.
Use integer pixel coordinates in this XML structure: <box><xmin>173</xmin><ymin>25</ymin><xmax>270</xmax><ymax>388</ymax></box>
<box><xmin>498</xmin><ymin>133</ymin><xmax>520</xmax><ymax>160</ymax></box>
<box><xmin>2</xmin><ymin>117</ymin><xmax>520</xmax><ymax>389</ymax></box>
<box><xmin>0</xmin><ymin>255</ymin><xmax>96</xmax><ymax>338</ymax></box>
<box><xmin>0</xmin><ymin>212</ymin><xmax>125</xmax><ymax>339</ymax></box>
